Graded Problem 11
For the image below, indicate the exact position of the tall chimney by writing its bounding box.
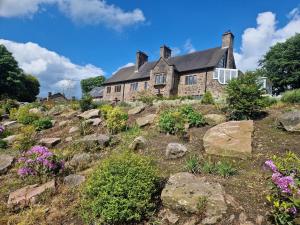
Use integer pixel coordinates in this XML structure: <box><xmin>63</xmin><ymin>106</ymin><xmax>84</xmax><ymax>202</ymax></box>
<box><xmin>135</xmin><ymin>51</ymin><xmax>148</xmax><ymax>72</ymax></box>
<box><xmin>48</xmin><ymin>92</ymin><xmax>52</xmax><ymax>98</ymax></box>
<box><xmin>222</xmin><ymin>31</ymin><xmax>235</xmax><ymax>68</ymax></box>
<box><xmin>160</xmin><ymin>45</ymin><xmax>172</xmax><ymax>59</ymax></box>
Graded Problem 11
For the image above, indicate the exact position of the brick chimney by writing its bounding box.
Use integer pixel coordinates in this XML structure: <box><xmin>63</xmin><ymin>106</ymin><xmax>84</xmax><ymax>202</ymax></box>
<box><xmin>222</xmin><ymin>31</ymin><xmax>235</xmax><ymax>68</ymax></box>
<box><xmin>135</xmin><ymin>51</ymin><xmax>148</xmax><ymax>72</ymax></box>
<box><xmin>160</xmin><ymin>45</ymin><xmax>171</xmax><ymax>59</ymax></box>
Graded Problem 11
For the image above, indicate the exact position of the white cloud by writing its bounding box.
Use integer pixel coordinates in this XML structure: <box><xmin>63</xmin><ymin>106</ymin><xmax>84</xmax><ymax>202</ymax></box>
<box><xmin>0</xmin><ymin>39</ymin><xmax>105</xmax><ymax>98</ymax></box>
<box><xmin>184</xmin><ymin>39</ymin><xmax>196</xmax><ymax>53</ymax></box>
<box><xmin>113</xmin><ymin>62</ymin><xmax>134</xmax><ymax>74</ymax></box>
<box><xmin>0</xmin><ymin>0</ymin><xmax>145</xmax><ymax>30</ymax></box>
<box><xmin>235</xmin><ymin>8</ymin><xmax>300</xmax><ymax>72</ymax></box>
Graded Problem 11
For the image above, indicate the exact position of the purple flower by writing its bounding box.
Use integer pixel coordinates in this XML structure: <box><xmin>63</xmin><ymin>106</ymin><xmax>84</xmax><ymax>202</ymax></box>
<box><xmin>290</xmin><ymin>206</ymin><xmax>297</xmax><ymax>215</ymax></box>
<box><xmin>0</xmin><ymin>125</ymin><xmax>5</xmax><ymax>134</ymax></box>
<box><xmin>17</xmin><ymin>167</ymin><xmax>35</xmax><ymax>176</ymax></box>
<box><xmin>264</xmin><ymin>160</ymin><xmax>278</xmax><ymax>172</ymax></box>
<box><xmin>272</xmin><ymin>172</ymin><xmax>295</xmax><ymax>193</ymax></box>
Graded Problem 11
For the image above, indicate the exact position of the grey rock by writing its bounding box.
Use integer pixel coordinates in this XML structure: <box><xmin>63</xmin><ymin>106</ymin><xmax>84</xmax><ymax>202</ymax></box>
<box><xmin>204</xmin><ymin>114</ymin><xmax>226</xmax><ymax>125</ymax></box>
<box><xmin>39</xmin><ymin>138</ymin><xmax>61</xmax><ymax>147</ymax></box>
<box><xmin>166</xmin><ymin>143</ymin><xmax>187</xmax><ymax>159</ymax></box>
<box><xmin>86</xmin><ymin>118</ymin><xmax>102</xmax><ymax>126</ymax></box>
<box><xmin>29</xmin><ymin>108</ymin><xmax>42</xmax><ymax>115</ymax></box>
<box><xmin>161</xmin><ymin>172</ymin><xmax>227</xmax><ymax>224</ymax></box>
<box><xmin>78</xmin><ymin>109</ymin><xmax>99</xmax><ymax>120</ymax></box>
<box><xmin>128</xmin><ymin>105</ymin><xmax>145</xmax><ymax>115</ymax></box>
<box><xmin>58</xmin><ymin>120</ymin><xmax>68</xmax><ymax>127</ymax></box>
<box><xmin>3</xmin><ymin>135</ymin><xmax>18</xmax><ymax>145</ymax></box>
<box><xmin>65</xmin><ymin>137</ymin><xmax>73</xmax><ymax>142</ymax></box>
<box><xmin>79</xmin><ymin>134</ymin><xmax>110</xmax><ymax>147</ymax></box>
<box><xmin>69</xmin><ymin>126</ymin><xmax>79</xmax><ymax>134</ymax></box>
<box><xmin>129</xmin><ymin>136</ymin><xmax>147</xmax><ymax>151</ymax></box>
<box><xmin>0</xmin><ymin>154</ymin><xmax>14</xmax><ymax>174</ymax></box>
<box><xmin>136</xmin><ymin>114</ymin><xmax>156</xmax><ymax>127</ymax></box>
<box><xmin>279</xmin><ymin>110</ymin><xmax>300</xmax><ymax>132</ymax></box>
<box><xmin>2</xmin><ymin>121</ymin><xmax>18</xmax><ymax>128</ymax></box>
<box><xmin>64</xmin><ymin>174</ymin><xmax>85</xmax><ymax>187</ymax></box>
<box><xmin>69</xmin><ymin>153</ymin><xmax>92</xmax><ymax>171</ymax></box>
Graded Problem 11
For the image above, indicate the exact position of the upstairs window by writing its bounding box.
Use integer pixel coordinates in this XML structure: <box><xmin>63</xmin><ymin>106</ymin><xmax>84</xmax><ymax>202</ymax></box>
<box><xmin>213</xmin><ymin>68</ymin><xmax>239</xmax><ymax>84</ymax></box>
<box><xmin>155</xmin><ymin>73</ymin><xmax>166</xmax><ymax>85</ymax></box>
<box><xmin>144</xmin><ymin>81</ymin><xmax>148</xmax><ymax>90</ymax></box>
<box><xmin>185</xmin><ymin>75</ymin><xmax>197</xmax><ymax>85</ymax></box>
<box><xmin>114</xmin><ymin>85</ymin><xmax>121</xmax><ymax>92</ymax></box>
<box><xmin>130</xmin><ymin>82</ymin><xmax>138</xmax><ymax>91</ymax></box>
<box><xmin>107</xmin><ymin>86</ymin><xmax>111</xmax><ymax>94</ymax></box>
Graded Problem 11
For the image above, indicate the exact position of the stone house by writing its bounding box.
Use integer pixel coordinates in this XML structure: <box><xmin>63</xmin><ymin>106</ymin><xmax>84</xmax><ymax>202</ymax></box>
<box><xmin>102</xmin><ymin>31</ymin><xmax>241</xmax><ymax>102</ymax></box>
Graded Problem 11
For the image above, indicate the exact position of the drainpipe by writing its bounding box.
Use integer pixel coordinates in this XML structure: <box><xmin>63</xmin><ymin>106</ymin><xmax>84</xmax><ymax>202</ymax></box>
<box><xmin>122</xmin><ymin>83</ymin><xmax>125</xmax><ymax>101</ymax></box>
<box><xmin>204</xmin><ymin>71</ymin><xmax>208</xmax><ymax>93</ymax></box>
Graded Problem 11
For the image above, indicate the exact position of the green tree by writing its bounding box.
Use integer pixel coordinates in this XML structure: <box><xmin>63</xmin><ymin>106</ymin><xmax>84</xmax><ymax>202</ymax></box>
<box><xmin>226</xmin><ymin>71</ymin><xmax>265</xmax><ymax>120</ymax></box>
<box><xmin>260</xmin><ymin>33</ymin><xmax>300</xmax><ymax>94</ymax></box>
<box><xmin>0</xmin><ymin>44</ymin><xmax>40</xmax><ymax>101</ymax></box>
<box><xmin>80</xmin><ymin>76</ymin><xmax>105</xmax><ymax>96</ymax></box>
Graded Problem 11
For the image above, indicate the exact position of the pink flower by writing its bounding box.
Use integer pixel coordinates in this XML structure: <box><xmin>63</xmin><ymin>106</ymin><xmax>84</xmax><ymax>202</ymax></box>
<box><xmin>264</xmin><ymin>160</ymin><xmax>278</xmax><ymax>172</ymax></box>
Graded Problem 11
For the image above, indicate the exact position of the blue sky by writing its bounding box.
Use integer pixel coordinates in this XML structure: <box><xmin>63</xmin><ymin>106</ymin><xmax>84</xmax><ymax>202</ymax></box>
<box><xmin>0</xmin><ymin>0</ymin><xmax>300</xmax><ymax>97</ymax></box>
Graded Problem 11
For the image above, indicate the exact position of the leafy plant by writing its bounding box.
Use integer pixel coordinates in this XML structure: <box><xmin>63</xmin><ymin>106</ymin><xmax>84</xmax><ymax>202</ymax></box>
<box><xmin>281</xmin><ymin>89</ymin><xmax>300</xmax><ymax>104</ymax></box>
<box><xmin>264</xmin><ymin>152</ymin><xmax>300</xmax><ymax>224</ymax></box>
<box><xmin>106</xmin><ymin>107</ymin><xmax>128</xmax><ymax>134</ymax></box>
<box><xmin>179</xmin><ymin>105</ymin><xmax>205</xmax><ymax>127</ymax></box>
<box><xmin>80</xmin><ymin>151</ymin><xmax>159</xmax><ymax>224</ymax></box>
<box><xmin>33</xmin><ymin>118</ymin><xmax>52</xmax><ymax>131</ymax></box>
<box><xmin>215</xmin><ymin>161</ymin><xmax>237</xmax><ymax>178</ymax></box>
<box><xmin>185</xmin><ymin>155</ymin><xmax>201</xmax><ymax>174</ymax></box>
<box><xmin>13</xmin><ymin>125</ymin><xmax>36</xmax><ymax>151</ymax></box>
<box><xmin>201</xmin><ymin>91</ymin><xmax>214</xmax><ymax>104</ymax></box>
<box><xmin>99</xmin><ymin>104</ymin><xmax>113</xmax><ymax>119</ymax></box>
<box><xmin>226</xmin><ymin>71</ymin><xmax>265</xmax><ymax>120</ymax></box>
<box><xmin>0</xmin><ymin>139</ymin><xmax>7</xmax><ymax>149</ymax></box>
<box><xmin>79</xmin><ymin>95</ymin><xmax>96</xmax><ymax>112</ymax></box>
<box><xmin>10</xmin><ymin>105</ymin><xmax>40</xmax><ymax>125</ymax></box>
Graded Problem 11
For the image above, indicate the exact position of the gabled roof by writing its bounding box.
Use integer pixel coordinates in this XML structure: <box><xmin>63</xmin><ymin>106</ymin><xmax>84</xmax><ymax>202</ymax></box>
<box><xmin>103</xmin><ymin>47</ymin><xmax>227</xmax><ymax>85</ymax></box>
<box><xmin>89</xmin><ymin>86</ymin><xmax>104</xmax><ymax>98</ymax></box>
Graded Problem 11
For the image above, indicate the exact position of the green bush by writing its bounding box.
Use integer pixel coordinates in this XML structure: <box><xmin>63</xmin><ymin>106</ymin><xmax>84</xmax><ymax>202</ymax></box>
<box><xmin>10</xmin><ymin>105</ymin><xmax>39</xmax><ymax>125</ymax></box>
<box><xmin>13</xmin><ymin>125</ymin><xmax>36</xmax><ymax>151</ymax></box>
<box><xmin>158</xmin><ymin>105</ymin><xmax>205</xmax><ymax>135</ymax></box>
<box><xmin>80</xmin><ymin>151</ymin><xmax>159</xmax><ymax>224</ymax></box>
<box><xmin>281</xmin><ymin>89</ymin><xmax>300</xmax><ymax>103</ymax></box>
<box><xmin>226</xmin><ymin>72</ymin><xmax>265</xmax><ymax>120</ymax></box>
<box><xmin>79</xmin><ymin>96</ymin><xmax>95</xmax><ymax>112</ymax></box>
<box><xmin>201</xmin><ymin>91</ymin><xmax>214</xmax><ymax>104</ymax></box>
<box><xmin>2</xmin><ymin>99</ymin><xmax>19</xmax><ymax>113</ymax></box>
<box><xmin>0</xmin><ymin>139</ymin><xmax>8</xmax><ymax>149</ymax></box>
<box><xmin>106</xmin><ymin>107</ymin><xmax>128</xmax><ymax>134</ymax></box>
<box><xmin>33</xmin><ymin>118</ymin><xmax>52</xmax><ymax>131</ymax></box>
<box><xmin>99</xmin><ymin>104</ymin><xmax>113</xmax><ymax>120</ymax></box>
<box><xmin>260</xmin><ymin>96</ymin><xmax>278</xmax><ymax>107</ymax></box>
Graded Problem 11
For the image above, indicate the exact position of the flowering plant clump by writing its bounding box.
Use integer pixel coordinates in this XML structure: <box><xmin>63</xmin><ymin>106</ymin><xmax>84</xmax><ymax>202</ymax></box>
<box><xmin>17</xmin><ymin>146</ymin><xmax>64</xmax><ymax>180</ymax></box>
<box><xmin>0</xmin><ymin>125</ymin><xmax>5</xmax><ymax>134</ymax></box>
<box><xmin>264</xmin><ymin>152</ymin><xmax>300</xmax><ymax>225</ymax></box>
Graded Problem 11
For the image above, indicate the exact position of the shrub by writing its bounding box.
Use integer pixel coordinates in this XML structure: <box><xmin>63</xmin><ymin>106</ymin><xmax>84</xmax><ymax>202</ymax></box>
<box><xmin>226</xmin><ymin>72</ymin><xmax>265</xmax><ymax>120</ymax></box>
<box><xmin>281</xmin><ymin>89</ymin><xmax>300</xmax><ymax>104</ymax></box>
<box><xmin>136</xmin><ymin>91</ymin><xmax>157</xmax><ymax>105</ymax></box>
<box><xmin>13</xmin><ymin>125</ymin><xmax>36</xmax><ymax>151</ymax></box>
<box><xmin>79</xmin><ymin>95</ymin><xmax>95</xmax><ymax>112</ymax></box>
<box><xmin>185</xmin><ymin>155</ymin><xmax>201</xmax><ymax>174</ymax></box>
<box><xmin>158</xmin><ymin>105</ymin><xmax>205</xmax><ymax>135</ymax></box>
<box><xmin>201</xmin><ymin>91</ymin><xmax>214</xmax><ymax>104</ymax></box>
<box><xmin>106</xmin><ymin>107</ymin><xmax>128</xmax><ymax>134</ymax></box>
<box><xmin>80</xmin><ymin>151</ymin><xmax>159</xmax><ymax>224</ymax></box>
<box><xmin>260</xmin><ymin>95</ymin><xmax>278</xmax><ymax>107</ymax></box>
<box><xmin>17</xmin><ymin>145</ymin><xmax>64</xmax><ymax>181</ymax></box>
<box><xmin>33</xmin><ymin>118</ymin><xmax>52</xmax><ymax>131</ymax></box>
<box><xmin>99</xmin><ymin>104</ymin><xmax>113</xmax><ymax>119</ymax></box>
<box><xmin>264</xmin><ymin>152</ymin><xmax>300</xmax><ymax>225</ymax></box>
<box><xmin>2</xmin><ymin>99</ymin><xmax>19</xmax><ymax>113</ymax></box>
<box><xmin>0</xmin><ymin>139</ymin><xmax>7</xmax><ymax>149</ymax></box>
<box><xmin>10</xmin><ymin>105</ymin><xmax>39</xmax><ymax>125</ymax></box>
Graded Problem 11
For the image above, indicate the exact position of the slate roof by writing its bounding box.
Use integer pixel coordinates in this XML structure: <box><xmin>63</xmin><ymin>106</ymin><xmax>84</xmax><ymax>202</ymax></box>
<box><xmin>89</xmin><ymin>86</ymin><xmax>104</xmax><ymax>98</ymax></box>
<box><xmin>103</xmin><ymin>47</ymin><xmax>227</xmax><ymax>85</ymax></box>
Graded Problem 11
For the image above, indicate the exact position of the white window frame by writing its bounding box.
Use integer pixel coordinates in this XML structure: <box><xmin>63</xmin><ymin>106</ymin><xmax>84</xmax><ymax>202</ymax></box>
<box><xmin>155</xmin><ymin>73</ymin><xmax>166</xmax><ymax>85</ymax></box>
<box><xmin>213</xmin><ymin>68</ymin><xmax>239</xmax><ymax>85</ymax></box>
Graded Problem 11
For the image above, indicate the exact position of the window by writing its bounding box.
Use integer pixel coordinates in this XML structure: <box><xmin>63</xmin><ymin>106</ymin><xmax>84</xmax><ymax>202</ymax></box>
<box><xmin>107</xmin><ymin>86</ymin><xmax>111</xmax><ymax>94</ymax></box>
<box><xmin>144</xmin><ymin>81</ymin><xmax>148</xmax><ymax>90</ymax></box>
<box><xmin>185</xmin><ymin>75</ymin><xmax>197</xmax><ymax>85</ymax></box>
<box><xmin>130</xmin><ymin>82</ymin><xmax>138</xmax><ymax>91</ymax></box>
<box><xmin>155</xmin><ymin>73</ymin><xmax>166</xmax><ymax>85</ymax></box>
<box><xmin>217</xmin><ymin>55</ymin><xmax>227</xmax><ymax>68</ymax></box>
<box><xmin>213</xmin><ymin>68</ymin><xmax>239</xmax><ymax>84</ymax></box>
<box><xmin>114</xmin><ymin>85</ymin><xmax>121</xmax><ymax>92</ymax></box>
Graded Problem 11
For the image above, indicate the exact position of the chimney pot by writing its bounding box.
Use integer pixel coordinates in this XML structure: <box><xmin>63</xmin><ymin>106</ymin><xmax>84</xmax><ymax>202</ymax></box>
<box><xmin>222</xmin><ymin>31</ymin><xmax>234</xmax><ymax>49</ymax></box>
<box><xmin>160</xmin><ymin>45</ymin><xmax>172</xmax><ymax>58</ymax></box>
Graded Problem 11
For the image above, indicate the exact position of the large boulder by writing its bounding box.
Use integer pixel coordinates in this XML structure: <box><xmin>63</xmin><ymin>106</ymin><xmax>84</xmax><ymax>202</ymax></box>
<box><xmin>79</xmin><ymin>134</ymin><xmax>110</xmax><ymax>147</ymax></box>
<box><xmin>136</xmin><ymin>114</ymin><xmax>156</xmax><ymax>127</ymax></box>
<box><xmin>78</xmin><ymin>109</ymin><xmax>99</xmax><ymax>120</ymax></box>
<box><xmin>128</xmin><ymin>105</ymin><xmax>145</xmax><ymax>115</ymax></box>
<box><xmin>161</xmin><ymin>172</ymin><xmax>227</xmax><ymax>224</ymax></box>
<box><xmin>166</xmin><ymin>143</ymin><xmax>187</xmax><ymax>159</ymax></box>
<box><xmin>279</xmin><ymin>110</ymin><xmax>300</xmax><ymax>132</ymax></box>
<box><xmin>39</xmin><ymin>138</ymin><xmax>61</xmax><ymax>148</ymax></box>
<box><xmin>204</xmin><ymin>114</ymin><xmax>226</xmax><ymax>126</ymax></box>
<box><xmin>7</xmin><ymin>180</ymin><xmax>55</xmax><ymax>208</ymax></box>
<box><xmin>0</xmin><ymin>154</ymin><xmax>14</xmax><ymax>174</ymax></box>
<box><xmin>203</xmin><ymin>120</ymin><xmax>253</xmax><ymax>159</ymax></box>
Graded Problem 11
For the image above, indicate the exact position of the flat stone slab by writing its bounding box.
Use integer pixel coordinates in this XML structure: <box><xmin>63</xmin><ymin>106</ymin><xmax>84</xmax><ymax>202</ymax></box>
<box><xmin>61</xmin><ymin>110</ymin><xmax>78</xmax><ymax>119</ymax></box>
<box><xmin>69</xmin><ymin>126</ymin><xmax>79</xmax><ymax>134</ymax></box>
<box><xmin>0</xmin><ymin>154</ymin><xmax>14</xmax><ymax>174</ymax></box>
<box><xmin>3</xmin><ymin>135</ymin><xmax>19</xmax><ymax>144</ymax></box>
<box><xmin>64</xmin><ymin>174</ymin><xmax>85</xmax><ymax>187</ymax></box>
<box><xmin>204</xmin><ymin>114</ymin><xmax>226</xmax><ymax>126</ymax></box>
<box><xmin>279</xmin><ymin>110</ymin><xmax>300</xmax><ymax>132</ymax></box>
<box><xmin>203</xmin><ymin>120</ymin><xmax>253</xmax><ymax>159</ymax></box>
<box><xmin>136</xmin><ymin>114</ymin><xmax>156</xmax><ymax>127</ymax></box>
<box><xmin>161</xmin><ymin>172</ymin><xmax>227</xmax><ymax>224</ymax></box>
<box><xmin>39</xmin><ymin>138</ymin><xmax>61</xmax><ymax>147</ymax></box>
<box><xmin>7</xmin><ymin>180</ymin><xmax>55</xmax><ymax>208</ymax></box>
<box><xmin>86</xmin><ymin>118</ymin><xmax>102</xmax><ymax>126</ymax></box>
<box><xmin>128</xmin><ymin>105</ymin><xmax>145</xmax><ymax>115</ymax></box>
<box><xmin>79</xmin><ymin>134</ymin><xmax>110</xmax><ymax>147</ymax></box>
<box><xmin>78</xmin><ymin>109</ymin><xmax>99</xmax><ymax>120</ymax></box>
<box><xmin>2</xmin><ymin>121</ymin><xmax>19</xmax><ymax>128</ymax></box>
